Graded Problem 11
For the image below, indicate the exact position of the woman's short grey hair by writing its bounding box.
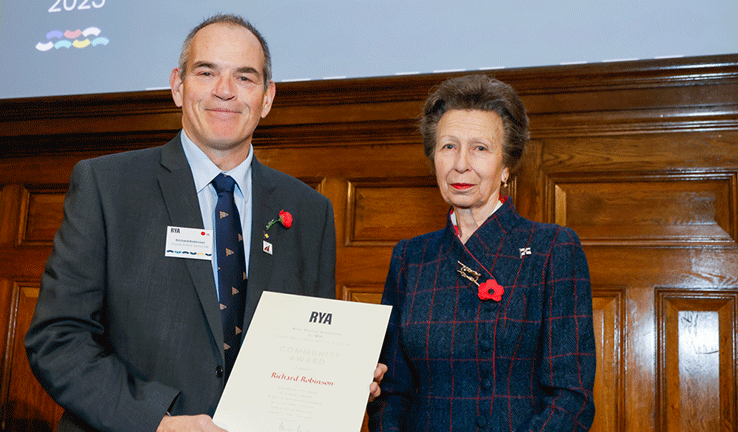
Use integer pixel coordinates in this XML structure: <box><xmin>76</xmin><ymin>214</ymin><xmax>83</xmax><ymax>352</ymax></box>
<box><xmin>420</xmin><ymin>75</ymin><xmax>529</xmax><ymax>171</ymax></box>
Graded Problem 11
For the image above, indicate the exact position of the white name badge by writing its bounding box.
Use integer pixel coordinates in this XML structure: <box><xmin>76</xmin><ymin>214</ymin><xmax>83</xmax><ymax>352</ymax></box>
<box><xmin>165</xmin><ymin>226</ymin><xmax>213</xmax><ymax>261</ymax></box>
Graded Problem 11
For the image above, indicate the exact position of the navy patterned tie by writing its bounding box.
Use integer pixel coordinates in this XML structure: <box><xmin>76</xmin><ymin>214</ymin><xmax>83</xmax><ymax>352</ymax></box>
<box><xmin>212</xmin><ymin>173</ymin><xmax>247</xmax><ymax>382</ymax></box>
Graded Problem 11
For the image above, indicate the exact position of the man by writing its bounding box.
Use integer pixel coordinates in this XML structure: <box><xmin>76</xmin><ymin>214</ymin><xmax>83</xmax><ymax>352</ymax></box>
<box><xmin>26</xmin><ymin>14</ymin><xmax>382</xmax><ymax>432</ymax></box>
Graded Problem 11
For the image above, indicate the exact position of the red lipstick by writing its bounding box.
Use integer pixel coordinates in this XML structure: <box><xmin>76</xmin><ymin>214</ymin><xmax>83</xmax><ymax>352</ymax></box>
<box><xmin>451</xmin><ymin>183</ymin><xmax>473</xmax><ymax>190</ymax></box>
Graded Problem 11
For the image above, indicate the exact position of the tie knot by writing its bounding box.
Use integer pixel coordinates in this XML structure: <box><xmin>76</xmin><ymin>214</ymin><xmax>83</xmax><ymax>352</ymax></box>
<box><xmin>212</xmin><ymin>173</ymin><xmax>236</xmax><ymax>194</ymax></box>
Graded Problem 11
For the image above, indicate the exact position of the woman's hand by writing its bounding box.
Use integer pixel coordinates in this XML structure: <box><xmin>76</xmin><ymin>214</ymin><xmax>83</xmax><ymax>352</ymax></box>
<box><xmin>157</xmin><ymin>414</ymin><xmax>228</xmax><ymax>432</ymax></box>
<box><xmin>369</xmin><ymin>363</ymin><xmax>388</xmax><ymax>402</ymax></box>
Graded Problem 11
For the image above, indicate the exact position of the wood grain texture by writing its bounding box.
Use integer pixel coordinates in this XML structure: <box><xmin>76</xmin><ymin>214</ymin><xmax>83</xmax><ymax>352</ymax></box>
<box><xmin>0</xmin><ymin>282</ymin><xmax>63</xmax><ymax>431</ymax></box>
<box><xmin>550</xmin><ymin>171</ymin><xmax>736</xmax><ymax>246</ymax></box>
<box><xmin>658</xmin><ymin>291</ymin><xmax>737</xmax><ymax>432</ymax></box>
<box><xmin>591</xmin><ymin>287</ymin><xmax>626</xmax><ymax>432</ymax></box>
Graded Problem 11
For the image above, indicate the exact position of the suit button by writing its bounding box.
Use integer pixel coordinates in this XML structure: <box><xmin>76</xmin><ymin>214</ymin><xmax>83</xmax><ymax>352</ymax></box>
<box><xmin>216</xmin><ymin>366</ymin><xmax>224</xmax><ymax>378</ymax></box>
<box><xmin>476</xmin><ymin>416</ymin><xmax>488</xmax><ymax>427</ymax></box>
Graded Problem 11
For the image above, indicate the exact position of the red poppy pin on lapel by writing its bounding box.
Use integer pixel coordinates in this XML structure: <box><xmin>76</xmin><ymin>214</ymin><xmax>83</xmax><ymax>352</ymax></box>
<box><xmin>478</xmin><ymin>279</ymin><xmax>504</xmax><ymax>302</ymax></box>
<box><xmin>263</xmin><ymin>210</ymin><xmax>293</xmax><ymax>255</ymax></box>
<box><xmin>457</xmin><ymin>261</ymin><xmax>504</xmax><ymax>301</ymax></box>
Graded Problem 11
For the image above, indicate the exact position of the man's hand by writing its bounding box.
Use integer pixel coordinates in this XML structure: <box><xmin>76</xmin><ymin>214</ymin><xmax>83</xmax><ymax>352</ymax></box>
<box><xmin>157</xmin><ymin>414</ymin><xmax>227</xmax><ymax>432</ymax></box>
<box><xmin>368</xmin><ymin>363</ymin><xmax>388</xmax><ymax>402</ymax></box>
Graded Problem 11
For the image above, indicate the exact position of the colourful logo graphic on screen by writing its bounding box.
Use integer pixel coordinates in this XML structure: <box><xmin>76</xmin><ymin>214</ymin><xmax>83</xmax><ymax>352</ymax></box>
<box><xmin>35</xmin><ymin>27</ymin><xmax>109</xmax><ymax>51</ymax></box>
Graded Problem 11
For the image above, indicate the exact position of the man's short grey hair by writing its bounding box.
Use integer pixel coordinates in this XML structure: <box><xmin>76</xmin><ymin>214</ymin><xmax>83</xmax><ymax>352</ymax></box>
<box><xmin>178</xmin><ymin>14</ymin><xmax>272</xmax><ymax>90</ymax></box>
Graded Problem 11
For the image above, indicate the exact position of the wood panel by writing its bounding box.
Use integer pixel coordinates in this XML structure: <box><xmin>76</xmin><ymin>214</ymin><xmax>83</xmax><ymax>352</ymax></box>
<box><xmin>20</xmin><ymin>187</ymin><xmax>68</xmax><ymax>247</ymax></box>
<box><xmin>0</xmin><ymin>54</ymin><xmax>736</xmax><ymax>431</ymax></box>
<box><xmin>658</xmin><ymin>290</ymin><xmax>737</xmax><ymax>432</ymax></box>
<box><xmin>341</xmin><ymin>284</ymin><xmax>384</xmax><ymax>304</ymax></box>
<box><xmin>550</xmin><ymin>171</ymin><xmax>737</xmax><ymax>247</ymax></box>
<box><xmin>346</xmin><ymin>178</ymin><xmax>447</xmax><ymax>247</ymax></box>
<box><xmin>0</xmin><ymin>282</ymin><xmax>62</xmax><ymax>431</ymax></box>
<box><xmin>591</xmin><ymin>287</ymin><xmax>626</xmax><ymax>432</ymax></box>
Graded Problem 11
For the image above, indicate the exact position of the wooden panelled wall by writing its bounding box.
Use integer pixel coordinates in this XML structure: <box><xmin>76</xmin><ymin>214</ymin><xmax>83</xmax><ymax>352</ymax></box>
<box><xmin>1</xmin><ymin>54</ymin><xmax>737</xmax><ymax>431</ymax></box>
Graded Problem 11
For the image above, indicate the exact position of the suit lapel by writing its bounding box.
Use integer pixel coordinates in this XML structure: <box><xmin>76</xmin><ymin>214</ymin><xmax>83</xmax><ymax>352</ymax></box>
<box><xmin>244</xmin><ymin>157</ymin><xmax>278</xmax><ymax>331</ymax></box>
<box><xmin>158</xmin><ymin>135</ymin><xmax>224</xmax><ymax>352</ymax></box>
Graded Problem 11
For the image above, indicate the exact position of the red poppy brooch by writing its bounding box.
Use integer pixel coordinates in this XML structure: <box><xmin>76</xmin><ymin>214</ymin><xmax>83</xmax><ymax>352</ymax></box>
<box><xmin>457</xmin><ymin>260</ymin><xmax>504</xmax><ymax>301</ymax></box>
<box><xmin>264</xmin><ymin>210</ymin><xmax>293</xmax><ymax>239</ymax></box>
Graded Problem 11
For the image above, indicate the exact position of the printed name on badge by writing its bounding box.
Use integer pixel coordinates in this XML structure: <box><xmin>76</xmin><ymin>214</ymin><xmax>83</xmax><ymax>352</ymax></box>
<box><xmin>165</xmin><ymin>226</ymin><xmax>213</xmax><ymax>260</ymax></box>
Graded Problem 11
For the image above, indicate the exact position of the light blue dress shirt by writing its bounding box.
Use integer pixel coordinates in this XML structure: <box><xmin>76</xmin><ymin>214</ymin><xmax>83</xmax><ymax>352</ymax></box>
<box><xmin>180</xmin><ymin>131</ymin><xmax>253</xmax><ymax>300</ymax></box>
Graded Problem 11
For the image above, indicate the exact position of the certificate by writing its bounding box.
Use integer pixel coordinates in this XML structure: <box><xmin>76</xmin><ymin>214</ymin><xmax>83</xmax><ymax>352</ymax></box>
<box><xmin>213</xmin><ymin>291</ymin><xmax>392</xmax><ymax>432</ymax></box>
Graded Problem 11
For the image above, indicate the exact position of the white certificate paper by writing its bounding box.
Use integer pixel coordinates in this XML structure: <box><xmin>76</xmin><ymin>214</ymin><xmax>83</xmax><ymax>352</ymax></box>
<box><xmin>213</xmin><ymin>291</ymin><xmax>392</xmax><ymax>432</ymax></box>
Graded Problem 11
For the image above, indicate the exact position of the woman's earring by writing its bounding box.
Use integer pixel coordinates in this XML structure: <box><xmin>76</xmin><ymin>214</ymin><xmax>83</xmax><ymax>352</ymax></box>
<box><xmin>503</xmin><ymin>178</ymin><xmax>509</xmax><ymax>189</ymax></box>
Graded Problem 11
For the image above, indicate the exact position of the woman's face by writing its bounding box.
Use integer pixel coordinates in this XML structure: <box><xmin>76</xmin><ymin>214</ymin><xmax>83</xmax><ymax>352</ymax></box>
<box><xmin>434</xmin><ymin>109</ymin><xmax>509</xmax><ymax>214</ymax></box>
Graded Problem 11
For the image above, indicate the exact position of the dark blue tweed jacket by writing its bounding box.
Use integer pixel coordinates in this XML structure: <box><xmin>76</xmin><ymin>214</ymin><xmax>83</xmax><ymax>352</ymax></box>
<box><xmin>368</xmin><ymin>199</ymin><xmax>596</xmax><ymax>432</ymax></box>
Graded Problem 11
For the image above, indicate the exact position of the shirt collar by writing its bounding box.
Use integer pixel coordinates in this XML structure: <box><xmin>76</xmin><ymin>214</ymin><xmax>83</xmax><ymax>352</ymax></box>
<box><xmin>180</xmin><ymin>130</ymin><xmax>253</xmax><ymax>201</ymax></box>
<box><xmin>449</xmin><ymin>198</ymin><xmax>503</xmax><ymax>236</ymax></box>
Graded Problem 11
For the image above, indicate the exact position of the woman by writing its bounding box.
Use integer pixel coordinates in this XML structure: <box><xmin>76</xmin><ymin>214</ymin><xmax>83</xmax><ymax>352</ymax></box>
<box><xmin>368</xmin><ymin>75</ymin><xmax>596</xmax><ymax>431</ymax></box>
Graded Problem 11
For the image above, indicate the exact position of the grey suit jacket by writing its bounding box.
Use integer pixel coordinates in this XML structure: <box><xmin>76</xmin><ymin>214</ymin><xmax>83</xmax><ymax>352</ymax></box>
<box><xmin>25</xmin><ymin>135</ymin><xmax>336</xmax><ymax>432</ymax></box>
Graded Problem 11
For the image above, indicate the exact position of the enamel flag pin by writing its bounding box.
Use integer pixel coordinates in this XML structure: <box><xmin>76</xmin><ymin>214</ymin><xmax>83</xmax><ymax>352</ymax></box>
<box><xmin>263</xmin><ymin>240</ymin><xmax>273</xmax><ymax>255</ymax></box>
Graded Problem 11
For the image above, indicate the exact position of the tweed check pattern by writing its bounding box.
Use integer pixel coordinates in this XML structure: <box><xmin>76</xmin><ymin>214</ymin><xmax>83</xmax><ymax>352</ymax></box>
<box><xmin>368</xmin><ymin>199</ymin><xmax>596</xmax><ymax>432</ymax></box>
<box><xmin>212</xmin><ymin>173</ymin><xmax>247</xmax><ymax>382</ymax></box>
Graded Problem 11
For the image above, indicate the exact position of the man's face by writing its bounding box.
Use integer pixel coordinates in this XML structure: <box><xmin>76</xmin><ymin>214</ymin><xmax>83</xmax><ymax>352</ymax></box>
<box><xmin>170</xmin><ymin>23</ymin><xmax>275</xmax><ymax>154</ymax></box>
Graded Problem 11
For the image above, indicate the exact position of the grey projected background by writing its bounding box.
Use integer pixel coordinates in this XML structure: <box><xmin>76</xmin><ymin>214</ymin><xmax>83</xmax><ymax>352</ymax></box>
<box><xmin>0</xmin><ymin>0</ymin><xmax>736</xmax><ymax>99</ymax></box>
